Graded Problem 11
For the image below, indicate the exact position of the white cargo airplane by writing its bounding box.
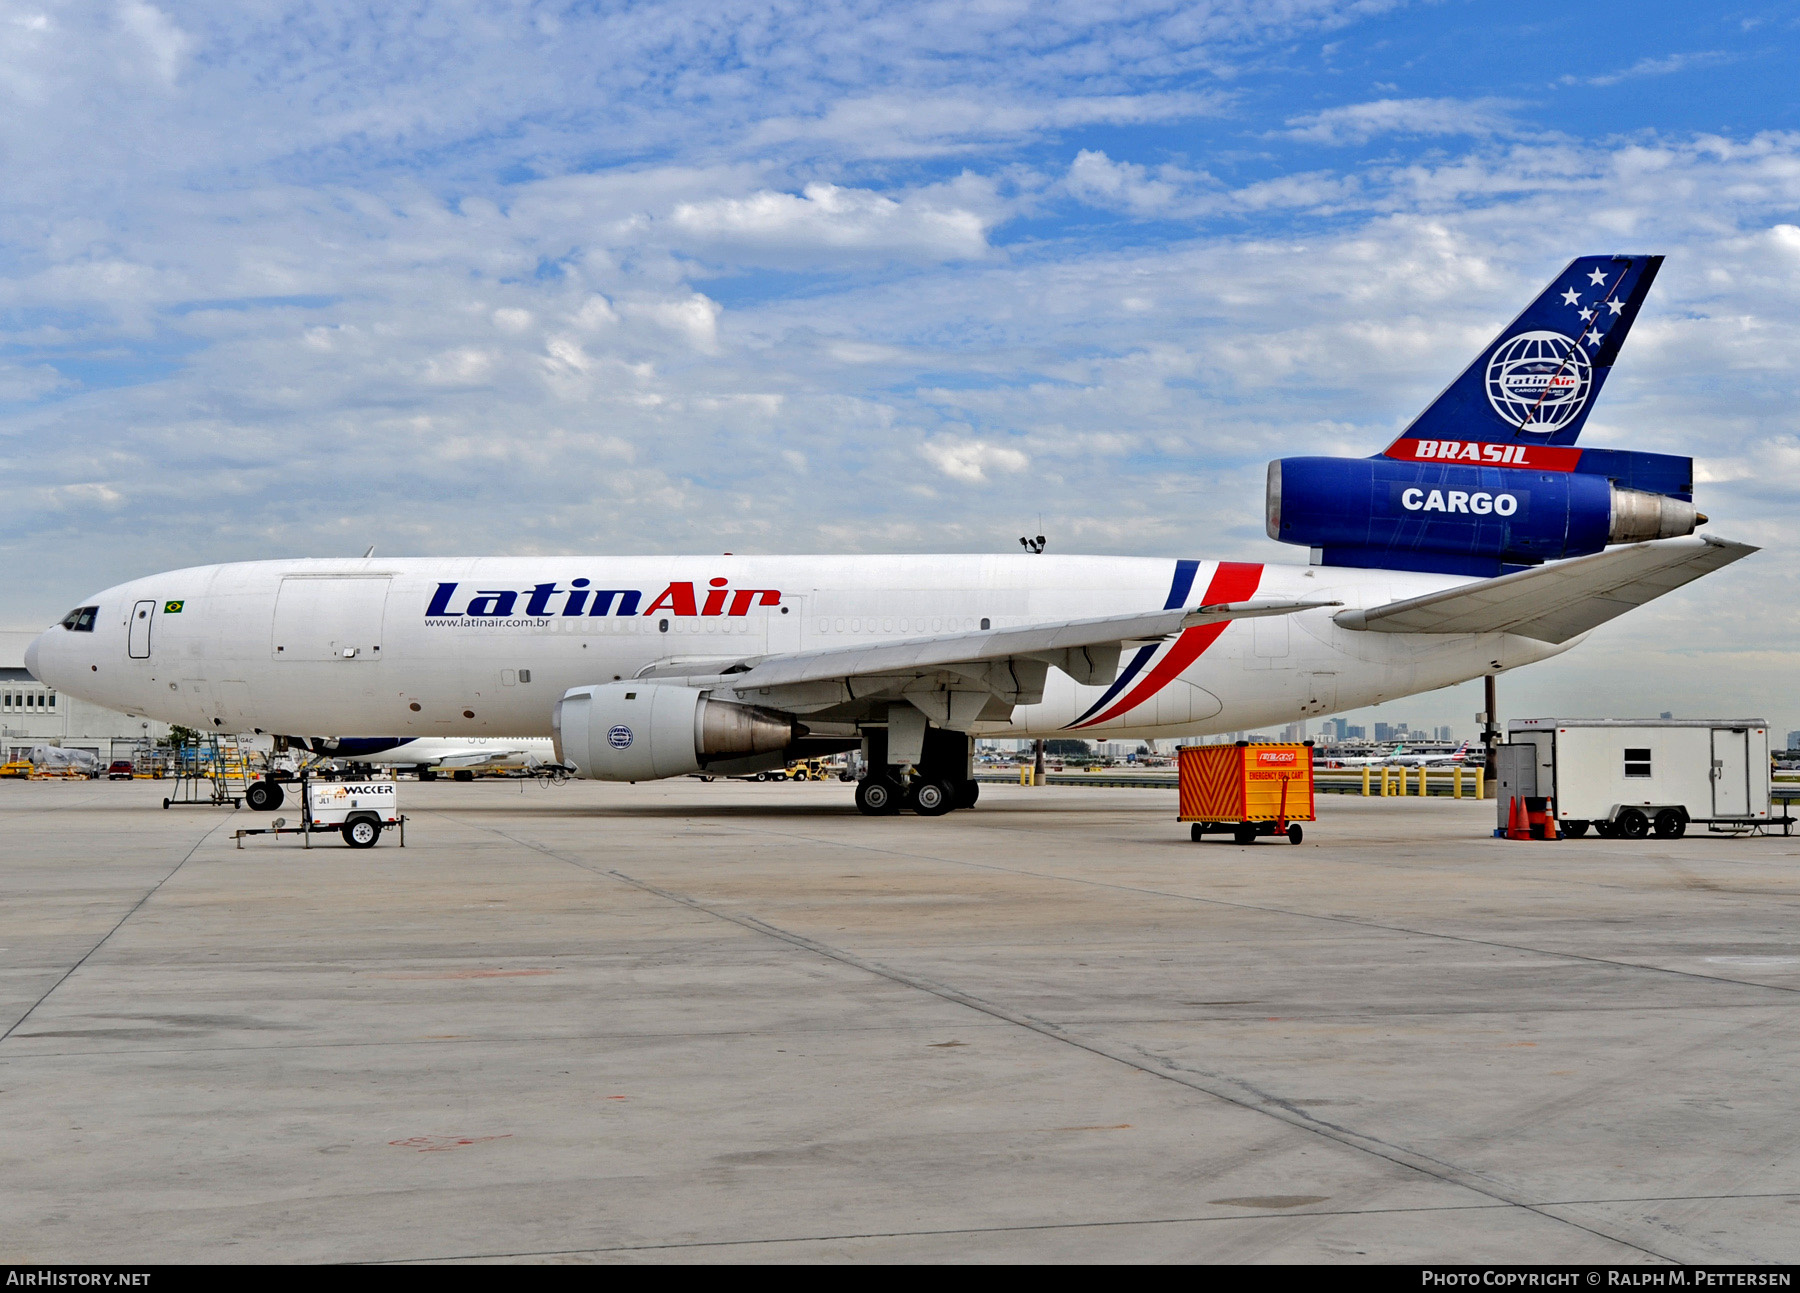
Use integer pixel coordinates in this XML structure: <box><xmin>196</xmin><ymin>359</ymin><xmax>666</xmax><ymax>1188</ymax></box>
<box><xmin>21</xmin><ymin>255</ymin><xmax>1757</xmax><ymax>818</ymax></box>
<box><xmin>23</xmin><ymin>537</ymin><xmax>1748</xmax><ymax>815</ymax></box>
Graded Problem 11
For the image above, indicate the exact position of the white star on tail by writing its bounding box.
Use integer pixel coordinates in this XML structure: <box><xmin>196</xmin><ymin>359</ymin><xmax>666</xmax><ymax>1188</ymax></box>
<box><xmin>1579</xmin><ymin>307</ymin><xmax>1594</xmax><ymax>321</ymax></box>
<box><xmin>1562</xmin><ymin>288</ymin><xmax>1581</xmax><ymax>305</ymax></box>
<box><xmin>1607</xmin><ymin>298</ymin><xmax>1624</xmax><ymax>315</ymax></box>
<box><xmin>1588</xmin><ymin>267</ymin><xmax>1608</xmax><ymax>285</ymax></box>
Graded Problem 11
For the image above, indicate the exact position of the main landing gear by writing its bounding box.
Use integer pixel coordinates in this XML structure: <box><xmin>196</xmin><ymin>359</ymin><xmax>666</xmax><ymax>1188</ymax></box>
<box><xmin>855</xmin><ymin>773</ymin><xmax>980</xmax><ymax>817</ymax></box>
<box><xmin>853</xmin><ymin>722</ymin><xmax>981</xmax><ymax>818</ymax></box>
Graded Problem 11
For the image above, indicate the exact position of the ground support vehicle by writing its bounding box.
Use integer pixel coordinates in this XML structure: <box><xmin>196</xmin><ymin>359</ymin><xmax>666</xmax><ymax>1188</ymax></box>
<box><xmin>234</xmin><ymin>776</ymin><xmax>405</xmax><ymax>850</ymax></box>
<box><xmin>1179</xmin><ymin>741</ymin><xmax>1315</xmax><ymax>845</ymax></box>
<box><xmin>1500</xmin><ymin>719</ymin><xmax>1791</xmax><ymax>839</ymax></box>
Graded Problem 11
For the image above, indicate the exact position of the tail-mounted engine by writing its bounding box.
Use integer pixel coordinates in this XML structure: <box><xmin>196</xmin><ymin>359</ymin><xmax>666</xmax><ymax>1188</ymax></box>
<box><xmin>1267</xmin><ymin>451</ymin><xmax>1703</xmax><ymax>576</ymax></box>
<box><xmin>553</xmin><ymin>682</ymin><xmax>801</xmax><ymax>781</ymax></box>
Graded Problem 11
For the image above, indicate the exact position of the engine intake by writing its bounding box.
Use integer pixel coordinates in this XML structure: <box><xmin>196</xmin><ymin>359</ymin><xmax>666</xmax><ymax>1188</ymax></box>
<box><xmin>552</xmin><ymin>682</ymin><xmax>800</xmax><ymax>782</ymax></box>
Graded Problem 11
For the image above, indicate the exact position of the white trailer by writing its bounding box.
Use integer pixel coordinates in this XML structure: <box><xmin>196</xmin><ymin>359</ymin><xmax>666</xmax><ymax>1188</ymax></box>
<box><xmin>1499</xmin><ymin>718</ymin><xmax>1780</xmax><ymax>839</ymax></box>
<box><xmin>234</xmin><ymin>777</ymin><xmax>404</xmax><ymax>849</ymax></box>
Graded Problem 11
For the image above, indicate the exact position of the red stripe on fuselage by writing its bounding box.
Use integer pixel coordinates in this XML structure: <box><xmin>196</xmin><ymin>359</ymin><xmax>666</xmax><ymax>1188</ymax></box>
<box><xmin>1072</xmin><ymin>561</ymin><xmax>1264</xmax><ymax>729</ymax></box>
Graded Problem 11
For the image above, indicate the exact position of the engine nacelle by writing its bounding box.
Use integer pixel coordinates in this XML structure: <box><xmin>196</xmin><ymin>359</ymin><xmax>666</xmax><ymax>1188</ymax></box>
<box><xmin>1266</xmin><ymin>456</ymin><xmax>1701</xmax><ymax>575</ymax></box>
<box><xmin>552</xmin><ymin>682</ymin><xmax>799</xmax><ymax>781</ymax></box>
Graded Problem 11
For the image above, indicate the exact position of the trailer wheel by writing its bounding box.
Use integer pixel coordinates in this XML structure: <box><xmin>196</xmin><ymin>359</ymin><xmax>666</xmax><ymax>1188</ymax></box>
<box><xmin>1233</xmin><ymin>823</ymin><xmax>1257</xmax><ymax>845</ymax></box>
<box><xmin>342</xmin><ymin>818</ymin><xmax>381</xmax><ymax>849</ymax></box>
<box><xmin>1617</xmin><ymin>808</ymin><xmax>1650</xmax><ymax>839</ymax></box>
<box><xmin>1286</xmin><ymin>824</ymin><xmax>1304</xmax><ymax>845</ymax></box>
<box><xmin>1190</xmin><ymin>823</ymin><xmax>1205</xmax><ymax>843</ymax></box>
<box><xmin>1563</xmin><ymin>820</ymin><xmax>1591</xmax><ymax>838</ymax></box>
<box><xmin>245</xmin><ymin>780</ymin><xmax>283</xmax><ymax>812</ymax></box>
<box><xmin>1653</xmin><ymin>808</ymin><xmax>1687</xmax><ymax>839</ymax></box>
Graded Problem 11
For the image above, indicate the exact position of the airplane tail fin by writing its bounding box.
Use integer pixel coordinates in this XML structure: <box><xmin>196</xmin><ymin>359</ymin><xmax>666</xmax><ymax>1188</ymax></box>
<box><xmin>1385</xmin><ymin>254</ymin><xmax>1662</xmax><ymax>453</ymax></box>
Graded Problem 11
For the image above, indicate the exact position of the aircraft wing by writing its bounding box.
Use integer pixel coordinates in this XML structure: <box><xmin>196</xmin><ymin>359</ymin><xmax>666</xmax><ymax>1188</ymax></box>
<box><xmin>654</xmin><ymin>597</ymin><xmax>1340</xmax><ymax>720</ymax></box>
<box><xmin>1332</xmin><ymin>535</ymin><xmax>1755</xmax><ymax>643</ymax></box>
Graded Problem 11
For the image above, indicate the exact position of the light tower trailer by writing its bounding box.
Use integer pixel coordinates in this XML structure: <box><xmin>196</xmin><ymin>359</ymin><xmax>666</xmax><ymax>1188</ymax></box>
<box><xmin>234</xmin><ymin>776</ymin><xmax>405</xmax><ymax>850</ymax></box>
<box><xmin>1499</xmin><ymin>719</ymin><xmax>1789</xmax><ymax>840</ymax></box>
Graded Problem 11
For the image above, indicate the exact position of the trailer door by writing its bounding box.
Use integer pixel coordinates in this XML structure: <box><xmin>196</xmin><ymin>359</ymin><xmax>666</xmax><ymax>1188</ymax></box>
<box><xmin>1712</xmin><ymin>728</ymin><xmax>1751</xmax><ymax>817</ymax></box>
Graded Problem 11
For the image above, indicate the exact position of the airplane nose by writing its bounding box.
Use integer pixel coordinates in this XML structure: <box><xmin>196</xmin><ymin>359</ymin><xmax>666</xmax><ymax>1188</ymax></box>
<box><xmin>24</xmin><ymin>630</ymin><xmax>45</xmax><ymax>682</ymax></box>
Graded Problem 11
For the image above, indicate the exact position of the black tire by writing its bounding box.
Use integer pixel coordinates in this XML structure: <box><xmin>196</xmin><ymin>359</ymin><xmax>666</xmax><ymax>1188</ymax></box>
<box><xmin>1287</xmin><ymin>823</ymin><xmax>1304</xmax><ymax>845</ymax></box>
<box><xmin>855</xmin><ymin>777</ymin><xmax>901</xmax><ymax>816</ymax></box>
<box><xmin>1617</xmin><ymin>808</ymin><xmax>1650</xmax><ymax>839</ymax></box>
<box><xmin>419</xmin><ymin>770</ymin><xmax>437</xmax><ymax>782</ymax></box>
<box><xmin>161</xmin><ymin>798</ymin><xmax>170</xmax><ymax>810</ymax></box>
<box><xmin>1653</xmin><ymin>808</ymin><xmax>1687</xmax><ymax>839</ymax></box>
<box><xmin>1191</xmin><ymin>823</ymin><xmax>1205</xmax><ymax>842</ymax></box>
<box><xmin>952</xmin><ymin>779</ymin><xmax>979</xmax><ymax>810</ymax></box>
<box><xmin>1233</xmin><ymin>823</ymin><xmax>1257</xmax><ymax>845</ymax></box>
<box><xmin>245</xmin><ymin>780</ymin><xmax>284</xmax><ymax>813</ymax></box>
<box><xmin>452</xmin><ymin>769</ymin><xmax>473</xmax><ymax>782</ymax></box>
<box><xmin>342</xmin><ymin>818</ymin><xmax>380</xmax><ymax>849</ymax></box>
<box><xmin>1564</xmin><ymin>820</ymin><xmax>1591</xmax><ymax>838</ymax></box>
<box><xmin>909</xmin><ymin>779</ymin><xmax>953</xmax><ymax>817</ymax></box>
<box><xmin>839</xmin><ymin>772</ymin><xmax>854</xmax><ymax>782</ymax></box>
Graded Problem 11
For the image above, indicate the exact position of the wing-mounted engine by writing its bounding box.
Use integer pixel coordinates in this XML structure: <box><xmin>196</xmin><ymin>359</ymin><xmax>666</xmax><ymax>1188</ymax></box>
<box><xmin>1263</xmin><ymin>253</ymin><xmax>1706</xmax><ymax>576</ymax></box>
<box><xmin>553</xmin><ymin>682</ymin><xmax>801</xmax><ymax>781</ymax></box>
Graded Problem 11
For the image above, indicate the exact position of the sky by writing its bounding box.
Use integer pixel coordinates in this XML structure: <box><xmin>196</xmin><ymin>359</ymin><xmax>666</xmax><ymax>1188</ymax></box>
<box><xmin>3</xmin><ymin>0</ymin><xmax>1799</xmax><ymax>738</ymax></box>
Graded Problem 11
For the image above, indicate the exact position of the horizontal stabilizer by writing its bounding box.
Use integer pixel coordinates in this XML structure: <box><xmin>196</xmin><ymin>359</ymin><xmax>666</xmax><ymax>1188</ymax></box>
<box><xmin>1332</xmin><ymin>535</ymin><xmax>1755</xmax><ymax>643</ymax></box>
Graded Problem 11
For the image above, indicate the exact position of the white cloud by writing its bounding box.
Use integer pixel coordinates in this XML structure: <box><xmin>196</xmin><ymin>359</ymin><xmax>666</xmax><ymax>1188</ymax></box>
<box><xmin>670</xmin><ymin>181</ymin><xmax>993</xmax><ymax>262</ymax></box>
<box><xmin>1566</xmin><ymin>51</ymin><xmax>1732</xmax><ymax>88</ymax></box>
<box><xmin>921</xmin><ymin>438</ymin><xmax>1031</xmax><ymax>483</ymax></box>
<box><xmin>1284</xmin><ymin>97</ymin><xmax>1519</xmax><ymax>145</ymax></box>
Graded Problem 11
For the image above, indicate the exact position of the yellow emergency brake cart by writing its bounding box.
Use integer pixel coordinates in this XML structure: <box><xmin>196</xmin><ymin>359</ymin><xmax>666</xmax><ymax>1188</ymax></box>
<box><xmin>1178</xmin><ymin>741</ymin><xmax>1315</xmax><ymax>845</ymax></box>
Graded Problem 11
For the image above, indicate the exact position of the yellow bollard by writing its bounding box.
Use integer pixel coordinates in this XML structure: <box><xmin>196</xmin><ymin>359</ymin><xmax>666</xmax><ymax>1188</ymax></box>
<box><xmin>1453</xmin><ymin>766</ymin><xmax>1463</xmax><ymax>799</ymax></box>
<box><xmin>1362</xmin><ymin>765</ymin><xmax>1370</xmax><ymax>796</ymax></box>
<box><xmin>1475</xmin><ymin>767</ymin><xmax>1484</xmax><ymax>799</ymax></box>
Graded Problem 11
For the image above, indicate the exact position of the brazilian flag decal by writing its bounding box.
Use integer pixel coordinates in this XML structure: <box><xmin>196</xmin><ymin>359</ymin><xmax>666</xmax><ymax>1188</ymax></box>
<box><xmin>164</xmin><ymin>601</ymin><xmax>184</xmax><ymax>614</ymax></box>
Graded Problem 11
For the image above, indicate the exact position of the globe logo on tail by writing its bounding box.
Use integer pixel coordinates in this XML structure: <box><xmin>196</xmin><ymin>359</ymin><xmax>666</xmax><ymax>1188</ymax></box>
<box><xmin>1485</xmin><ymin>330</ymin><xmax>1591</xmax><ymax>434</ymax></box>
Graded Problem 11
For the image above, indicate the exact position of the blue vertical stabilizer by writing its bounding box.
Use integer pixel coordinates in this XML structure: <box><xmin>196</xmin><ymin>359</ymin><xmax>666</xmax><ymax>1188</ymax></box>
<box><xmin>1385</xmin><ymin>254</ymin><xmax>1662</xmax><ymax>452</ymax></box>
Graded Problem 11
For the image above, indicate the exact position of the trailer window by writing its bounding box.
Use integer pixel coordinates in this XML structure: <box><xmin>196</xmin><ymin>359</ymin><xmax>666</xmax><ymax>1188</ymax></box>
<box><xmin>1623</xmin><ymin>747</ymin><xmax>1652</xmax><ymax>778</ymax></box>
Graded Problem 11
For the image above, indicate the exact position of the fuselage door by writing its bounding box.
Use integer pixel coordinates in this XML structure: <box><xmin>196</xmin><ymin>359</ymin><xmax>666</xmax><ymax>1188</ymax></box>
<box><xmin>128</xmin><ymin>600</ymin><xmax>155</xmax><ymax>659</ymax></box>
<box><xmin>273</xmin><ymin>576</ymin><xmax>392</xmax><ymax>662</ymax></box>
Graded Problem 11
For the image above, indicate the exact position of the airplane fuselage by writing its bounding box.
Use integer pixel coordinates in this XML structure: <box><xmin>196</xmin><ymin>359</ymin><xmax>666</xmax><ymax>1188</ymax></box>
<box><xmin>27</xmin><ymin>553</ymin><xmax>1571</xmax><ymax>743</ymax></box>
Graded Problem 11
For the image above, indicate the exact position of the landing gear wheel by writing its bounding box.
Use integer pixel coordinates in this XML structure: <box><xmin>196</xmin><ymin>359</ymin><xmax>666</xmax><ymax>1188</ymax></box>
<box><xmin>1287</xmin><ymin>824</ymin><xmax>1304</xmax><ymax>845</ymax></box>
<box><xmin>342</xmin><ymin>818</ymin><xmax>381</xmax><ymax>849</ymax></box>
<box><xmin>1653</xmin><ymin>808</ymin><xmax>1687</xmax><ymax>839</ymax></box>
<box><xmin>855</xmin><ymin>777</ymin><xmax>901</xmax><ymax>816</ymax></box>
<box><xmin>1617</xmin><ymin>808</ymin><xmax>1650</xmax><ymax>839</ymax></box>
<box><xmin>245</xmin><ymin>780</ymin><xmax>284</xmax><ymax>813</ymax></box>
<box><xmin>909</xmin><ymin>779</ymin><xmax>954</xmax><ymax>817</ymax></box>
<box><xmin>1233</xmin><ymin>823</ymin><xmax>1257</xmax><ymax>845</ymax></box>
<box><xmin>1563</xmin><ymin>820</ymin><xmax>1591</xmax><ymax>838</ymax></box>
<box><xmin>952</xmin><ymin>779</ymin><xmax>979</xmax><ymax>810</ymax></box>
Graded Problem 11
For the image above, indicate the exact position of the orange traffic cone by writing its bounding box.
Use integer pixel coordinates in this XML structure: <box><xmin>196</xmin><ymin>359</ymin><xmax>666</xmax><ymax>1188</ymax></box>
<box><xmin>1542</xmin><ymin>798</ymin><xmax>1559</xmax><ymax>841</ymax></box>
<box><xmin>1506</xmin><ymin>794</ymin><xmax>1530</xmax><ymax>841</ymax></box>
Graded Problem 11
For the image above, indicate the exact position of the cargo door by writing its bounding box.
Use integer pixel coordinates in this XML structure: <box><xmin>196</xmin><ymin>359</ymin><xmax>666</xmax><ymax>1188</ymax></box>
<box><xmin>765</xmin><ymin>594</ymin><xmax>805</xmax><ymax>657</ymax></box>
<box><xmin>1712</xmin><ymin>727</ymin><xmax>1750</xmax><ymax>817</ymax></box>
<box><xmin>128</xmin><ymin>600</ymin><xmax>155</xmax><ymax>659</ymax></box>
<box><xmin>272</xmin><ymin>577</ymin><xmax>391</xmax><ymax>662</ymax></box>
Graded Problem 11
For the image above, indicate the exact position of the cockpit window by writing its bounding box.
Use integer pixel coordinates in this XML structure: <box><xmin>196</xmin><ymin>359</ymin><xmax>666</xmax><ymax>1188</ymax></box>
<box><xmin>60</xmin><ymin>606</ymin><xmax>98</xmax><ymax>632</ymax></box>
